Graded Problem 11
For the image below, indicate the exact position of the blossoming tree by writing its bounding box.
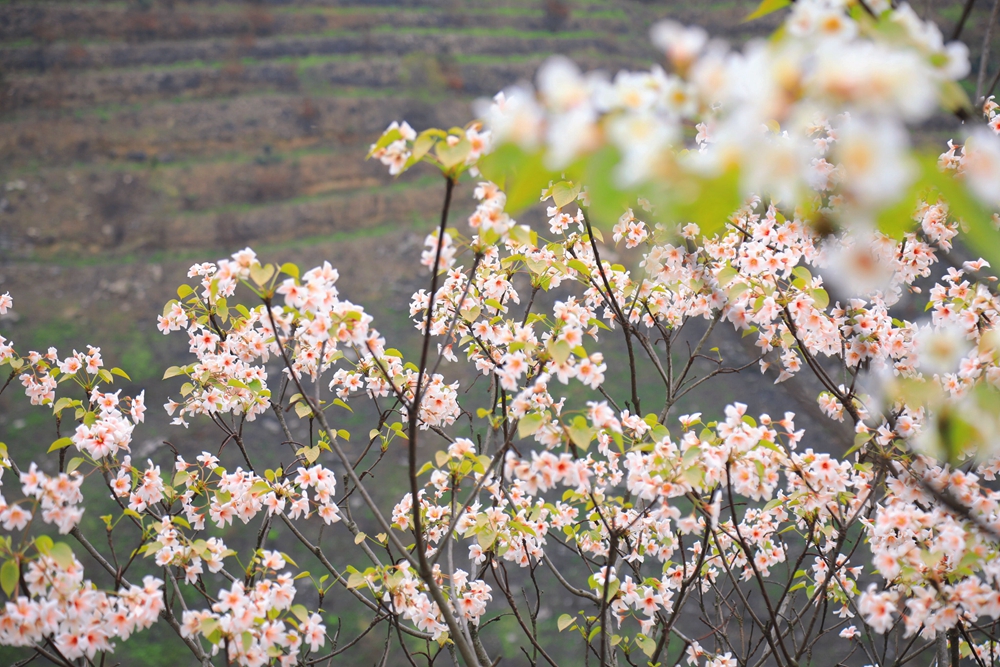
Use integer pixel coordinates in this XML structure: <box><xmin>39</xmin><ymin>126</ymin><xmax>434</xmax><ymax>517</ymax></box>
<box><xmin>4</xmin><ymin>0</ymin><xmax>1000</xmax><ymax>665</ymax></box>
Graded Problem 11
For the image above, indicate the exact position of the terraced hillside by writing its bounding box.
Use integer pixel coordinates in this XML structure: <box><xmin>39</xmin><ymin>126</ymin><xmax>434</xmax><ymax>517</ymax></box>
<box><xmin>1</xmin><ymin>0</ymin><xmax>988</xmax><ymax>261</ymax></box>
<box><xmin>0</xmin><ymin>1</ymin><xmax>669</xmax><ymax>258</ymax></box>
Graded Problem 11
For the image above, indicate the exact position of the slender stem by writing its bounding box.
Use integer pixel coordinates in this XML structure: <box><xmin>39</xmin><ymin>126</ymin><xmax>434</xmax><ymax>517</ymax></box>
<box><xmin>986</xmin><ymin>63</ymin><xmax>1000</xmax><ymax>100</ymax></box>
<box><xmin>410</xmin><ymin>175</ymin><xmax>457</xmax><ymax>569</ymax></box>
<box><xmin>976</xmin><ymin>0</ymin><xmax>1000</xmax><ymax>102</ymax></box>
<box><xmin>951</xmin><ymin>0</ymin><xmax>978</xmax><ymax>41</ymax></box>
<box><xmin>582</xmin><ymin>211</ymin><xmax>640</xmax><ymax>413</ymax></box>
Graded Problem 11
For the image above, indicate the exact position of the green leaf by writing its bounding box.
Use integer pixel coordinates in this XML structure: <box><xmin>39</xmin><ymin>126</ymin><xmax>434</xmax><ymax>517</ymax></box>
<box><xmin>876</xmin><ymin>180</ymin><xmax>918</xmax><ymax>239</ymax></box>
<box><xmin>289</xmin><ymin>604</ymin><xmax>309</xmax><ymax>623</ymax></box>
<box><xmin>477</xmin><ymin>528</ymin><xmax>497</xmax><ymax>550</ymax></box>
<box><xmin>549</xmin><ymin>340</ymin><xmax>572</xmax><ymax>365</ymax></box>
<box><xmin>745</xmin><ymin>0</ymin><xmax>791</xmax><ymax>21</ymax></box>
<box><xmin>894</xmin><ymin>152</ymin><xmax>1000</xmax><ymax>268</ymax></box>
<box><xmin>809</xmin><ymin>288</ymin><xmax>829</xmax><ymax>310</ymax></box>
<box><xmin>346</xmin><ymin>571</ymin><xmax>367</xmax><ymax>590</ymax></box>
<box><xmin>366</xmin><ymin>127</ymin><xmax>402</xmax><ymax>159</ymax></box>
<box><xmin>249</xmin><ymin>480</ymin><xmax>271</xmax><ymax>495</ymax></box>
<box><xmin>52</xmin><ymin>397</ymin><xmax>78</xmax><ymax>416</ymax></box>
<box><xmin>939</xmin><ymin>80</ymin><xmax>973</xmax><ymax>118</ymax></box>
<box><xmin>671</xmin><ymin>167</ymin><xmax>741</xmax><ymax>240</ymax></box>
<box><xmin>111</xmin><ymin>367</ymin><xmax>131</xmax><ymax>381</ymax></box>
<box><xmin>162</xmin><ymin>366</ymin><xmax>186</xmax><ymax>380</ymax></box>
<box><xmin>635</xmin><ymin>633</ymin><xmax>656</xmax><ymax>658</ymax></box>
<box><xmin>47</xmin><ymin>437</ymin><xmax>74</xmax><ymax>453</ymax></box>
<box><xmin>510</xmin><ymin>224</ymin><xmax>534</xmax><ymax>247</ymax></box>
<box><xmin>200</xmin><ymin>617</ymin><xmax>220</xmax><ymax>638</ymax></box>
<box><xmin>567</xmin><ymin>259</ymin><xmax>591</xmax><ymax>276</ymax></box>
<box><xmin>551</xmin><ymin>181</ymin><xmax>582</xmax><ymax>208</ymax></box>
<box><xmin>435</xmin><ymin>136</ymin><xmax>472</xmax><ymax>170</ymax></box>
<box><xmin>49</xmin><ymin>543</ymin><xmax>75</xmax><ymax>569</ymax></box>
<box><xmin>567</xmin><ymin>145</ymin><xmax>626</xmax><ymax>228</ymax></box>
<box><xmin>479</xmin><ymin>144</ymin><xmax>553</xmax><ymax>215</ymax></box>
<box><xmin>717</xmin><ymin>264</ymin><xmax>738</xmax><ymax>287</ymax></box>
<box><xmin>557</xmin><ymin>613</ymin><xmax>575</xmax><ymax>631</ymax></box>
<box><xmin>791</xmin><ymin>266</ymin><xmax>812</xmax><ymax>283</ymax></box>
<box><xmin>0</xmin><ymin>560</ymin><xmax>17</xmax><ymax>597</ymax></box>
<box><xmin>568</xmin><ymin>416</ymin><xmax>595</xmax><ymax>450</ymax></box>
<box><xmin>409</xmin><ymin>132</ymin><xmax>438</xmax><ymax>166</ymax></box>
<box><xmin>250</xmin><ymin>263</ymin><xmax>276</xmax><ymax>287</ymax></box>
<box><xmin>518</xmin><ymin>413</ymin><xmax>545</xmax><ymax>439</ymax></box>
<box><xmin>35</xmin><ymin>535</ymin><xmax>54</xmax><ymax>555</ymax></box>
<box><xmin>727</xmin><ymin>282</ymin><xmax>750</xmax><ymax>301</ymax></box>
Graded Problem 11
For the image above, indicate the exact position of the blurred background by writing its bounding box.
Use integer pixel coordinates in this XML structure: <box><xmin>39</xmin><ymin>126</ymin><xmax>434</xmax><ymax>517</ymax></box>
<box><xmin>0</xmin><ymin>0</ymin><xmax>998</xmax><ymax>663</ymax></box>
<box><xmin>0</xmin><ymin>0</ymin><xmax>990</xmax><ymax>365</ymax></box>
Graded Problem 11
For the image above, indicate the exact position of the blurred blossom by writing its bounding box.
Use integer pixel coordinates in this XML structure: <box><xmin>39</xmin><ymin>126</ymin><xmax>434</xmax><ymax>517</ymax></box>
<box><xmin>476</xmin><ymin>88</ymin><xmax>543</xmax><ymax>150</ymax></box>
<box><xmin>649</xmin><ymin>20</ymin><xmax>708</xmax><ymax>70</ymax></box>
<box><xmin>962</xmin><ymin>128</ymin><xmax>1000</xmax><ymax>207</ymax></box>
<box><xmin>832</xmin><ymin>118</ymin><xmax>914</xmax><ymax>208</ymax></box>
<box><xmin>913</xmin><ymin>323</ymin><xmax>973</xmax><ymax>376</ymax></box>
<box><xmin>476</xmin><ymin>0</ymin><xmax>970</xmax><ymax>226</ymax></box>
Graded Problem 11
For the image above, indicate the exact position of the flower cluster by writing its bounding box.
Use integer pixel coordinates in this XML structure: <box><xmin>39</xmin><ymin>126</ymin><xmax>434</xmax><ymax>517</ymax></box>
<box><xmin>180</xmin><ymin>563</ymin><xmax>324</xmax><ymax>666</ymax></box>
<box><xmin>0</xmin><ymin>553</ymin><xmax>163</xmax><ymax>661</ymax></box>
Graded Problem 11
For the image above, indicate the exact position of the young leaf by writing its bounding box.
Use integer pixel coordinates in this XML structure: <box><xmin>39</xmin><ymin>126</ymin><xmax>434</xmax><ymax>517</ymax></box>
<box><xmin>49</xmin><ymin>543</ymin><xmax>75</xmax><ymax>570</ymax></box>
<box><xmin>436</xmin><ymin>136</ymin><xmax>472</xmax><ymax>170</ymax></box>
<box><xmin>518</xmin><ymin>412</ymin><xmax>545</xmax><ymax>439</ymax></box>
<box><xmin>47</xmin><ymin>437</ymin><xmax>74</xmax><ymax>453</ymax></box>
<box><xmin>0</xmin><ymin>560</ymin><xmax>18</xmax><ymax>597</ymax></box>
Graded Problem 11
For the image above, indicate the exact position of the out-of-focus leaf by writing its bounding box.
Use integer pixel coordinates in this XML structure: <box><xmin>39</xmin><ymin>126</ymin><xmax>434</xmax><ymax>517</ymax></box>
<box><xmin>518</xmin><ymin>412</ymin><xmax>545</xmax><ymax>438</ymax></box>
<box><xmin>575</xmin><ymin>146</ymin><xmax>629</xmax><ymax>228</ymax></box>
<box><xmin>49</xmin><ymin>543</ymin><xmax>75</xmax><ymax>570</ymax></box>
<box><xmin>668</xmin><ymin>167</ymin><xmax>741</xmax><ymax>240</ymax></box>
<box><xmin>508</xmin><ymin>152</ymin><xmax>553</xmax><ymax>214</ymax></box>
<box><xmin>436</xmin><ymin>137</ymin><xmax>471</xmax><ymax>170</ymax></box>
<box><xmin>745</xmin><ymin>0</ymin><xmax>791</xmax><ymax>21</ymax></box>
<box><xmin>410</xmin><ymin>132</ymin><xmax>438</xmax><ymax>165</ymax></box>
<box><xmin>939</xmin><ymin>80</ymin><xmax>973</xmax><ymax>118</ymax></box>
<box><xmin>366</xmin><ymin>128</ymin><xmax>402</xmax><ymax>158</ymax></box>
